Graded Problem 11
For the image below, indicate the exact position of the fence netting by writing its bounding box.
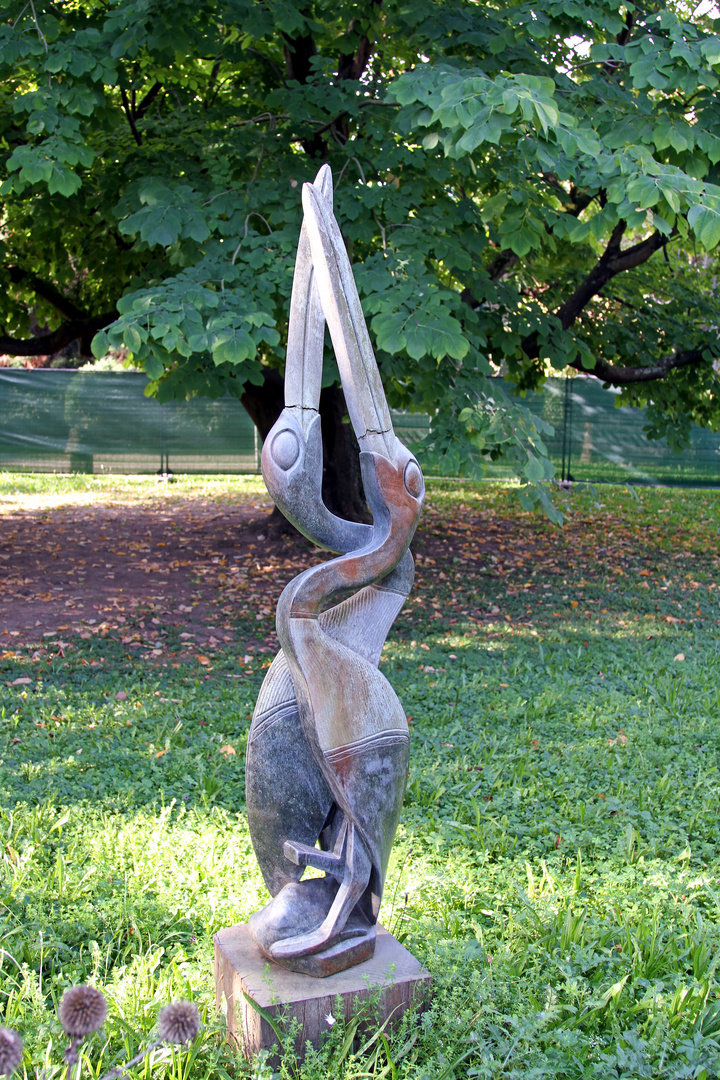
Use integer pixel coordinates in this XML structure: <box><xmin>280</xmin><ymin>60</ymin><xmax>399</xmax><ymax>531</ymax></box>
<box><xmin>0</xmin><ymin>369</ymin><xmax>718</xmax><ymax>485</ymax></box>
<box><xmin>518</xmin><ymin>378</ymin><xmax>720</xmax><ymax>487</ymax></box>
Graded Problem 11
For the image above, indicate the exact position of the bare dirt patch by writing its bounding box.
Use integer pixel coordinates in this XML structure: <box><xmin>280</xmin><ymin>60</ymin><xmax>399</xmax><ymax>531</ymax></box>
<box><xmin>0</xmin><ymin>498</ymin><xmax>282</xmax><ymax>645</ymax></box>
<box><xmin>0</xmin><ymin>480</ymin><xmax>609</xmax><ymax>656</ymax></box>
<box><xmin>0</xmin><ymin>484</ymin><xmax>545</xmax><ymax>656</ymax></box>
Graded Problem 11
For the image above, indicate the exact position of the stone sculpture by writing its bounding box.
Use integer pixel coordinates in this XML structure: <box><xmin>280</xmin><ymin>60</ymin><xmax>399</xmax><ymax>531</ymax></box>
<box><xmin>245</xmin><ymin>165</ymin><xmax>425</xmax><ymax>978</ymax></box>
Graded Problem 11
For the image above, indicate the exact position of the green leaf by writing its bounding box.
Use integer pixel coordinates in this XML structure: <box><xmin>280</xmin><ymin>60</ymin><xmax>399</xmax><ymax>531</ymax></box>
<box><xmin>91</xmin><ymin>330</ymin><xmax>110</xmax><ymax>359</ymax></box>
<box><xmin>627</xmin><ymin>176</ymin><xmax>660</xmax><ymax>210</ymax></box>
<box><xmin>143</xmin><ymin>354</ymin><xmax>164</xmax><ymax>380</ymax></box>
<box><xmin>481</xmin><ymin>193</ymin><xmax>509</xmax><ymax>223</ymax></box>
<box><xmin>372</xmin><ymin>311</ymin><xmax>407</xmax><ymax>355</ymax></box>
<box><xmin>505</xmin><ymin>227</ymin><xmax>536</xmax><ymax>257</ymax></box>
<box><xmin>701</xmin><ymin>38</ymin><xmax>720</xmax><ymax>65</ymax></box>
<box><xmin>501</xmin><ymin>88</ymin><xmax>519</xmax><ymax>113</ymax></box>
<box><xmin>659</xmin><ymin>184</ymin><xmax>681</xmax><ymax>214</ymax></box>
<box><xmin>652</xmin><ymin>212</ymin><xmax>673</xmax><ymax>237</ymax></box>
<box><xmin>18</xmin><ymin>158</ymin><xmax>54</xmax><ymax>184</ymax></box>
<box><xmin>125</xmin><ymin>325</ymin><xmax>143</xmax><ymax>352</ymax></box>
<box><xmin>146</xmin><ymin>210</ymin><xmax>184</xmax><ymax>248</ymax></box>
<box><xmin>242</xmin><ymin>993</ymin><xmax>285</xmax><ymax>1051</ymax></box>
<box><xmin>405</xmin><ymin>323</ymin><xmax>431</xmax><ymax>361</ymax></box>
<box><xmin>688</xmin><ymin>203</ymin><xmax>720</xmax><ymax>249</ymax></box>
<box><xmin>211</xmin><ymin>327</ymin><xmax>256</xmax><ymax>366</ymax></box>
<box><xmin>523</xmin><ymin>455</ymin><xmax>545</xmax><ymax>483</ymax></box>
<box><xmin>532</xmin><ymin>99</ymin><xmax>559</xmax><ymax>135</ymax></box>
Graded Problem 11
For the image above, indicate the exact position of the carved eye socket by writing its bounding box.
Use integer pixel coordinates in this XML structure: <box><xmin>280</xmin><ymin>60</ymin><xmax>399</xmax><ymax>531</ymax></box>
<box><xmin>271</xmin><ymin>429</ymin><xmax>300</xmax><ymax>471</ymax></box>
<box><xmin>404</xmin><ymin>460</ymin><xmax>423</xmax><ymax>499</ymax></box>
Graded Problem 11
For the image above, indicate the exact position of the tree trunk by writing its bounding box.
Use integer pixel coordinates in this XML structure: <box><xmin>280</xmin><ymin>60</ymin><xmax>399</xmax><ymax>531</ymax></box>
<box><xmin>318</xmin><ymin>383</ymin><xmax>368</xmax><ymax>522</ymax></box>
<box><xmin>240</xmin><ymin>369</ymin><xmax>368</xmax><ymax>538</ymax></box>
<box><xmin>239</xmin><ymin>369</ymin><xmax>285</xmax><ymax>445</ymax></box>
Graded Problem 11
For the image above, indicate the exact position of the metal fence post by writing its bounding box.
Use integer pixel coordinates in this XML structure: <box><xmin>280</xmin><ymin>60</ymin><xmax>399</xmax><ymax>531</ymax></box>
<box><xmin>560</xmin><ymin>378</ymin><xmax>574</xmax><ymax>482</ymax></box>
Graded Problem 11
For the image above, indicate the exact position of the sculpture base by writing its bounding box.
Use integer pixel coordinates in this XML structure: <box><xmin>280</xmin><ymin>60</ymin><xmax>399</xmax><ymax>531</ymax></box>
<box><xmin>214</xmin><ymin>922</ymin><xmax>431</xmax><ymax>1062</ymax></box>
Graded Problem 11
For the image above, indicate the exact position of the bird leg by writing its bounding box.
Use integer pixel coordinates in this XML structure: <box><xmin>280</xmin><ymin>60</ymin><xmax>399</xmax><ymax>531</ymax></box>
<box><xmin>271</xmin><ymin>819</ymin><xmax>371</xmax><ymax>960</ymax></box>
<box><xmin>283</xmin><ymin>818</ymin><xmax>347</xmax><ymax>881</ymax></box>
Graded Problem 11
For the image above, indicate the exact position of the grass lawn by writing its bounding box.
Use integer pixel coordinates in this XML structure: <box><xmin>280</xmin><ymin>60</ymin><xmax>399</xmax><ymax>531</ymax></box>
<box><xmin>1</xmin><ymin>474</ymin><xmax>719</xmax><ymax>1079</ymax></box>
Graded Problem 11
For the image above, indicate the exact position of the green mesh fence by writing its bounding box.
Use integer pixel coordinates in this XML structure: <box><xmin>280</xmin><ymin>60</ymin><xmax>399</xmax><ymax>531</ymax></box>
<box><xmin>0</xmin><ymin>369</ymin><xmax>427</xmax><ymax>476</ymax></box>
<box><xmin>0</xmin><ymin>369</ymin><xmax>259</xmax><ymax>474</ymax></box>
<box><xmin>514</xmin><ymin>377</ymin><xmax>720</xmax><ymax>487</ymax></box>
<box><xmin>1</xmin><ymin>369</ymin><xmax>719</xmax><ymax>485</ymax></box>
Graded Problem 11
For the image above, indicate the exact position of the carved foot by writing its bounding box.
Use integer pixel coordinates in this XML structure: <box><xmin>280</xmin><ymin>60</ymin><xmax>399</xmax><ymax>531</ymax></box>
<box><xmin>275</xmin><ymin>924</ymin><xmax>376</xmax><ymax>978</ymax></box>
<box><xmin>248</xmin><ymin>876</ymin><xmax>375</xmax><ymax>977</ymax></box>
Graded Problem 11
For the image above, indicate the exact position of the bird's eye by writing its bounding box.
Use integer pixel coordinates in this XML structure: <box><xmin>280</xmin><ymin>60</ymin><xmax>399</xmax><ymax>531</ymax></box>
<box><xmin>271</xmin><ymin>429</ymin><xmax>300</xmax><ymax>470</ymax></box>
<box><xmin>404</xmin><ymin>460</ymin><xmax>423</xmax><ymax>498</ymax></box>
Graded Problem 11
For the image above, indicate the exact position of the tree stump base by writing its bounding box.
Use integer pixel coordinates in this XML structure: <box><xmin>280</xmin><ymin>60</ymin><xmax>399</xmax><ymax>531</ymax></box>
<box><xmin>214</xmin><ymin>922</ymin><xmax>431</xmax><ymax>1062</ymax></box>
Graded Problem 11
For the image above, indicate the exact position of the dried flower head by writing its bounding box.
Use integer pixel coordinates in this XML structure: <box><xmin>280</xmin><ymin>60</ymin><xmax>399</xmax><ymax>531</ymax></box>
<box><xmin>0</xmin><ymin>1028</ymin><xmax>22</xmax><ymax>1076</ymax></box>
<box><xmin>58</xmin><ymin>985</ymin><xmax>108</xmax><ymax>1038</ymax></box>
<box><xmin>158</xmin><ymin>1001</ymin><xmax>200</xmax><ymax>1045</ymax></box>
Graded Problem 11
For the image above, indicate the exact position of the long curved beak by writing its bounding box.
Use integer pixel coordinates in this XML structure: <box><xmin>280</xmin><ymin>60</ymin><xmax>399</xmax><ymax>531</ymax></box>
<box><xmin>284</xmin><ymin>165</ymin><xmax>334</xmax><ymax>431</ymax></box>
<box><xmin>301</xmin><ymin>181</ymin><xmax>397</xmax><ymax>465</ymax></box>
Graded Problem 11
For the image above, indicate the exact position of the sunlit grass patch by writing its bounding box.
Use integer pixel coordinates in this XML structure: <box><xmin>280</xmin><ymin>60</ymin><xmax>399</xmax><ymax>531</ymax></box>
<box><xmin>1</xmin><ymin>478</ymin><xmax>719</xmax><ymax>1078</ymax></box>
<box><xmin>0</xmin><ymin>473</ymin><xmax>269</xmax><ymax>514</ymax></box>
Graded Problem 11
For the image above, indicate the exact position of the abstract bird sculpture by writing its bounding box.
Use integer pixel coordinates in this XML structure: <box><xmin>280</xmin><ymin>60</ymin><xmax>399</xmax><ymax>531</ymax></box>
<box><xmin>245</xmin><ymin>166</ymin><xmax>425</xmax><ymax>978</ymax></box>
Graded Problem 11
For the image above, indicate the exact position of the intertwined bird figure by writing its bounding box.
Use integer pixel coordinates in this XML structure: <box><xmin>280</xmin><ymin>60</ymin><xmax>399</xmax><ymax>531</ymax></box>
<box><xmin>246</xmin><ymin>166</ymin><xmax>424</xmax><ymax>977</ymax></box>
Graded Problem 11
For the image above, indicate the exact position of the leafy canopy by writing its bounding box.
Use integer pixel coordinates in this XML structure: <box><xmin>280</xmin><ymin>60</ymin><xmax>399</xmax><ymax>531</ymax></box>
<box><xmin>1</xmin><ymin>0</ymin><xmax>720</xmax><ymax>516</ymax></box>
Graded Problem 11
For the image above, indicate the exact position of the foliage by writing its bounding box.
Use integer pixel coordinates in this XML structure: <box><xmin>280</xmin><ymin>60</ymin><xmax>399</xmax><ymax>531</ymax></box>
<box><xmin>0</xmin><ymin>986</ymin><xmax>201</xmax><ymax>1080</ymax></box>
<box><xmin>2</xmin><ymin>1</ymin><xmax>720</xmax><ymax>502</ymax></box>
<box><xmin>1</xmin><ymin>473</ymin><xmax>719</xmax><ymax>1077</ymax></box>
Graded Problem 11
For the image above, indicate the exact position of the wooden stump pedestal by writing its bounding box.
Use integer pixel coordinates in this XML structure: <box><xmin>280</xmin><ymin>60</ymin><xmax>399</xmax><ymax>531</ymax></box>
<box><xmin>214</xmin><ymin>923</ymin><xmax>431</xmax><ymax>1062</ymax></box>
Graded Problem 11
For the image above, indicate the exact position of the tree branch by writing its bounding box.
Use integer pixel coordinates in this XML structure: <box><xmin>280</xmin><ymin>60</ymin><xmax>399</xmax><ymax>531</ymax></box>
<box><xmin>329</xmin><ymin>1</ymin><xmax>383</xmax><ymax>144</ymax></box>
<box><xmin>283</xmin><ymin>31</ymin><xmax>317</xmax><ymax>83</ymax></box>
<box><xmin>617</xmin><ymin>10</ymin><xmax>635</xmax><ymax>48</ymax></box>
<box><xmin>309</xmin><ymin>98</ymin><xmax>399</xmax><ymax>138</ymax></box>
<box><xmin>462</xmin><ymin>183</ymin><xmax>600</xmax><ymax>310</ymax></box>
<box><xmin>602</xmin><ymin>9</ymin><xmax>635</xmax><ymax>75</ymax></box>
<box><xmin>553</xmin><ymin>228</ymin><xmax>670</xmax><ymax>332</ymax></box>
<box><xmin>506</xmin><ymin>223</ymin><xmax>708</xmax><ymax>386</ymax></box>
<box><xmin>572</xmin><ymin>346</ymin><xmax>710</xmax><ymax>385</ymax></box>
<box><xmin>7</xmin><ymin>266</ymin><xmax>88</xmax><ymax>322</ymax></box>
<box><xmin>0</xmin><ymin>311</ymin><xmax>117</xmax><ymax>357</ymax></box>
<box><xmin>135</xmin><ymin>81</ymin><xmax>162</xmax><ymax>119</ymax></box>
<box><xmin>203</xmin><ymin>61</ymin><xmax>222</xmax><ymax>109</ymax></box>
<box><xmin>228</xmin><ymin>113</ymin><xmax>290</xmax><ymax>129</ymax></box>
<box><xmin>337</xmin><ymin>1</ymin><xmax>382</xmax><ymax>82</ymax></box>
<box><xmin>120</xmin><ymin>87</ymin><xmax>142</xmax><ymax>146</ymax></box>
<box><xmin>461</xmin><ymin>250</ymin><xmax>519</xmax><ymax>309</ymax></box>
<box><xmin>283</xmin><ymin>4</ymin><xmax>384</xmax><ymax>155</ymax></box>
<box><xmin>540</xmin><ymin>173</ymin><xmax>595</xmax><ymax>217</ymax></box>
<box><xmin>517</xmin><ymin>226</ymin><xmax>673</xmax><ymax>361</ymax></box>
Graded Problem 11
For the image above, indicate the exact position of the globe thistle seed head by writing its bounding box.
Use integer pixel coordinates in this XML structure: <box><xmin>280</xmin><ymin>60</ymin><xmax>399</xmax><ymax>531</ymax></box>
<box><xmin>58</xmin><ymin>985</ymin><xmax>108</xmax><ymax>1038</ymax></box>
<box><xmin>0</xmin><ymin>1028</ymin><xmax>22</xmax><ymax>1076</ymax></box>
<box><xmin>158</xmin><ymin>1001</ymin><xmax>200</xmax><ymax>1045</ymax></box>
